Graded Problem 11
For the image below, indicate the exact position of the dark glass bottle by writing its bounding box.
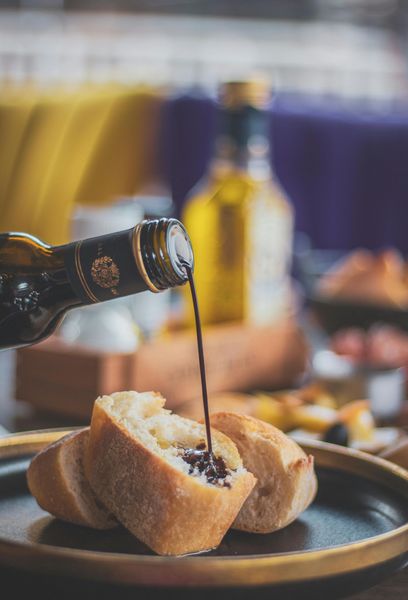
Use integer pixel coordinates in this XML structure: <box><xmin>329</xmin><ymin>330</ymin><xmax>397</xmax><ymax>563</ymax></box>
<box><xmin>0</xmin><ymin>218</ymin><xmax>193</xmax><ymax>350</ymax></box>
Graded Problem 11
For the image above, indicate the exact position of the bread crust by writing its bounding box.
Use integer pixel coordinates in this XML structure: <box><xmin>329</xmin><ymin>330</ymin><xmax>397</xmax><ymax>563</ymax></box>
<box><xmin>85</xmin><ymin>400</ymin><xmax>256</xmax><ymax>555</ymax></box>
<box><xmin>210</xmin><ymin>412</ymin><xmax>317</xmax><ymax>533</ymax></box>
<box><xmin>27</xmin><ymin>428</ymin><xmax>116</xmax><ymax>529</ymax></box>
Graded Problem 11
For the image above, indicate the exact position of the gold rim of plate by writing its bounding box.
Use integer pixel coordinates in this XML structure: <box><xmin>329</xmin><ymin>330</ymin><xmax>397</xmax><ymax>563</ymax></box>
<box><xmin>0</xmin><ymin>428</ymin><xmax>407</xmax><ymax>588</ymax></box>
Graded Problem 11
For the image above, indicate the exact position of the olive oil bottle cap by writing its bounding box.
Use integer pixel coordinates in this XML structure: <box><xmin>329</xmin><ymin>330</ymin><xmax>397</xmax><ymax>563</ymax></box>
<box><xmin>219</xmin><ymin>80</ymin><xmax>271</xmax><ymax>110</ymax></box>
<box><xmin>216</xmin><ymin>80</ymin><xmax>272</xmax><ymax>152</ymax></box>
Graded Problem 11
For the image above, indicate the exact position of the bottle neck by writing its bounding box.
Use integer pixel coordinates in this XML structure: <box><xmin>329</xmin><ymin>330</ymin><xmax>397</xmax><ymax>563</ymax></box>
<box><xmin>62</xmin><ymin>218</ymin><xmax>193</xmax><ymax>305</ymax></box>
<box><xmin>212</xmin><ymin>105</ymin><xmax>272</xmax><ymax>181</ymax></box>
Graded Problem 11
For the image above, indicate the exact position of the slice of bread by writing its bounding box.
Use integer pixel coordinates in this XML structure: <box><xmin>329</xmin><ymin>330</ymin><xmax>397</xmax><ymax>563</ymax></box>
<box><xmin>85</xmin><ymin>391</ymin><xmax>256</xmax><ymax>556</ymax></box>
<box><xmin>210</xmin><ymin>412</ymin><xmax>317</xmax><ymax>533</ymax></box>
<box><xmin>27</xmin><ymin>428</ymin><xmax>116</xmax><ymax>530</ymax></box>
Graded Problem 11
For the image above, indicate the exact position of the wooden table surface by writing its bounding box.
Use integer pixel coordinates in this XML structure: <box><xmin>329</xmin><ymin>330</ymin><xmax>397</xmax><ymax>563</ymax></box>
<box><xmin>0</xmin><ymin>350</ymin><xmax>407</xmax><ymax>599</ymax></box>
<box><xmin>349</xmin><ymin>568</ymin><xmax>408</xmax><ymax>599</ymax></box>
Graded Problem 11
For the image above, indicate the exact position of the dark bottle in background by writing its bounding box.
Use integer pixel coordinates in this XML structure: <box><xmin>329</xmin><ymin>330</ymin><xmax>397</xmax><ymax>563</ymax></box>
<box><xmin>0</xmin><ymin>218</ymin><xmax>193</xmax><ymax>350</ymax></box>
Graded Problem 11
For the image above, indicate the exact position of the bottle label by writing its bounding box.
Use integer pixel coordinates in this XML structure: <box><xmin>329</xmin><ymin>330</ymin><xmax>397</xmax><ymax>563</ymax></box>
<box><xmin>64</xmin><ymin>228</ymin><xmax>148</xmax><ymax>304</ymax></box>
<box><xmin>245</xmin><ymin>183</ymin><xmax>293</xmax><ymax>324</ymax></box>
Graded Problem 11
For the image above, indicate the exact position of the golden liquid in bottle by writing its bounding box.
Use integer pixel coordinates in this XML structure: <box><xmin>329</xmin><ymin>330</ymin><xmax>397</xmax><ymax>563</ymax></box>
<box><xmin>183</xmin><ymin>164</ymin><xmax>293</xmax><ymax>327</ymax></box>
<box><xmin>182</xmin><ymin>81</ymin><xmax>293</xmax><ymax>328</ymax></box>
<box><xmin>183</xmin><ymin>167</ymin><xmax>254</xmax><ymax>325</ymax></box>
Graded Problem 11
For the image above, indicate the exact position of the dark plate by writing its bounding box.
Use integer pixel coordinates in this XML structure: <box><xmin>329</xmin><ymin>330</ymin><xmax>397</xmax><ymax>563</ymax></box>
<box><xmin>0</xmin><ymin>429</ymin><xmax>407</xmax><ymax>600</ymax></box>
<box><xmin>308</xmin><ymin>295</ymin><xmax>408</xmax><ymax>335</ymax></box>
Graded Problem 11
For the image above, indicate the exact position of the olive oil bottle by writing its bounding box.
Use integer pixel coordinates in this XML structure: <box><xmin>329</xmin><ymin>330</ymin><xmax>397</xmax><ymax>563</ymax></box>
<box><xmin>182</xmin><ymin>81</ymin><xmax>293</xmax><ymax>326</ymax></box>
<box><xmin>0</xmin><ymin>218</ymin><xmax>193</xmax><ymax>350</ymax></box>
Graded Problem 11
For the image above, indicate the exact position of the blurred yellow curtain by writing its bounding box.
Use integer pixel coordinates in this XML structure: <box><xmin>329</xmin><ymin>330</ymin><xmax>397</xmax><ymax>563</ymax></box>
<box><xmin>0</xmin><ymin>92</ymin><xmax>38</xmax><ymax>226</ymax></box>
<box><xmin>32</xmin><ymin>88</ymin><xmax>116</xmax><ymax>243</ymax></box>
<box><xmin>1</xmin><ymin>91</ymin><xmax>78</xmax><ymax>241</ymax></box>
<box><xmin>74</xmin><ymin>87</ymin><xmax>163</xmax><ymax>208</ymax></box>
<box><xmin>0</xmin><ymin>85</ymin><xmax>163</xmax><ymax>245</ymax></box>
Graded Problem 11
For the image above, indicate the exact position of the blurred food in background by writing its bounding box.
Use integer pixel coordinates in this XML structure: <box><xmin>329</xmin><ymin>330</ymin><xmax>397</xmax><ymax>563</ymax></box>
<box><xmin>179</xmin><ymin>383</ymin><xmax>404</xmax><ymax>455</ymax></box>
<box><xmin>332</xmin><ymin>325</ymin><xmax>408</xmax><ymax>370</ymax></box>
<box><xmin>305</xmin><ymin>248</ymin><xmax>408</xmax><ymax>425</ymax></box>
<box><xmin>317</xmin><ymin>249</ymin><xmax>408</xmax><ymax>309</ymax></box>
<box><xmin>299</xmin><ymin>247</ymin><xmax>408</xmax><ymax>334</ymax></box>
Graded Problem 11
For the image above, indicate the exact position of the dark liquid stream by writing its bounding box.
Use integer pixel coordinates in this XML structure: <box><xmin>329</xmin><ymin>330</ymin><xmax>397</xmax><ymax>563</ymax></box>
<box><xmin>184</xmin><ymin>265</ymin><xmax>212</xmax><ymax>454</ymax></box>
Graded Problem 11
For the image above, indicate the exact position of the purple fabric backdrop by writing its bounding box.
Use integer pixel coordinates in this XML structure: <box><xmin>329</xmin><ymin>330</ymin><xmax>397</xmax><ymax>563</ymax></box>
<box><xmin>160</xmin><ymin>92</ymin><xmax>216</xmax><ymax>215</ymax></box>
<box><xmin>160</xmin><ymin>92</ymin><xmax>408</xmax><ymax>254</ymax></box>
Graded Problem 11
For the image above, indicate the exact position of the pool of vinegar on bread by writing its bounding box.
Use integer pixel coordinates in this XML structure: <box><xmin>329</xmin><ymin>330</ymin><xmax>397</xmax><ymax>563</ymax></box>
<box><xmin>181</xmin><ymin>264</ymin><xmax>231</xmax><ymax>487</ymax></box>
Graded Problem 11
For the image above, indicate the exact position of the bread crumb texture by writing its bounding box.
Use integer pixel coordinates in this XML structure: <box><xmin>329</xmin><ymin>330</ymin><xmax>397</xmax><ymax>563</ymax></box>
<box><xmin>210</xmin><ymin>412</ymin><xmax>318</xmax><ymax>533</ymax></box>
<box><xmin>97</xmin><ymin>391</ymin><xmax>245</xmax><ymax>485</ymax></box>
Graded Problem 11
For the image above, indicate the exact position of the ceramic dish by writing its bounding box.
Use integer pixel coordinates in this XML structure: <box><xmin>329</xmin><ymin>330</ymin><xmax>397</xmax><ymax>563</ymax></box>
<box><xmin>0</xmin><ymin>429</ymin><xmax>407</xmax><ymax>600</ymax></box>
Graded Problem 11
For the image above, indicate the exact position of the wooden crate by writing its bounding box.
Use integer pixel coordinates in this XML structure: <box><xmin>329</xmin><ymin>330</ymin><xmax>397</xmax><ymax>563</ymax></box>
<box><xmin>16</xmin><ymin>319</ymin><xmax>308</xmax><ymax>420</ymax></box>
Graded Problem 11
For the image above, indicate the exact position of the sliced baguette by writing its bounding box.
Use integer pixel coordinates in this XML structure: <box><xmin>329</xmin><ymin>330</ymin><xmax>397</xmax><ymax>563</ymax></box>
<box><xmin>85</xmin><ymin>391</ymin><xmax>256</xmax><ymax>556</ymax></box>
<box><xmin>210</xmin><ymin>412</ymin><xmax>317</xmax><ymax>533</ymax></box>
<box><xmin>27</xmin><ymin>428</ymin><xmax>117</xmax><ymax>529</ymax></box>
